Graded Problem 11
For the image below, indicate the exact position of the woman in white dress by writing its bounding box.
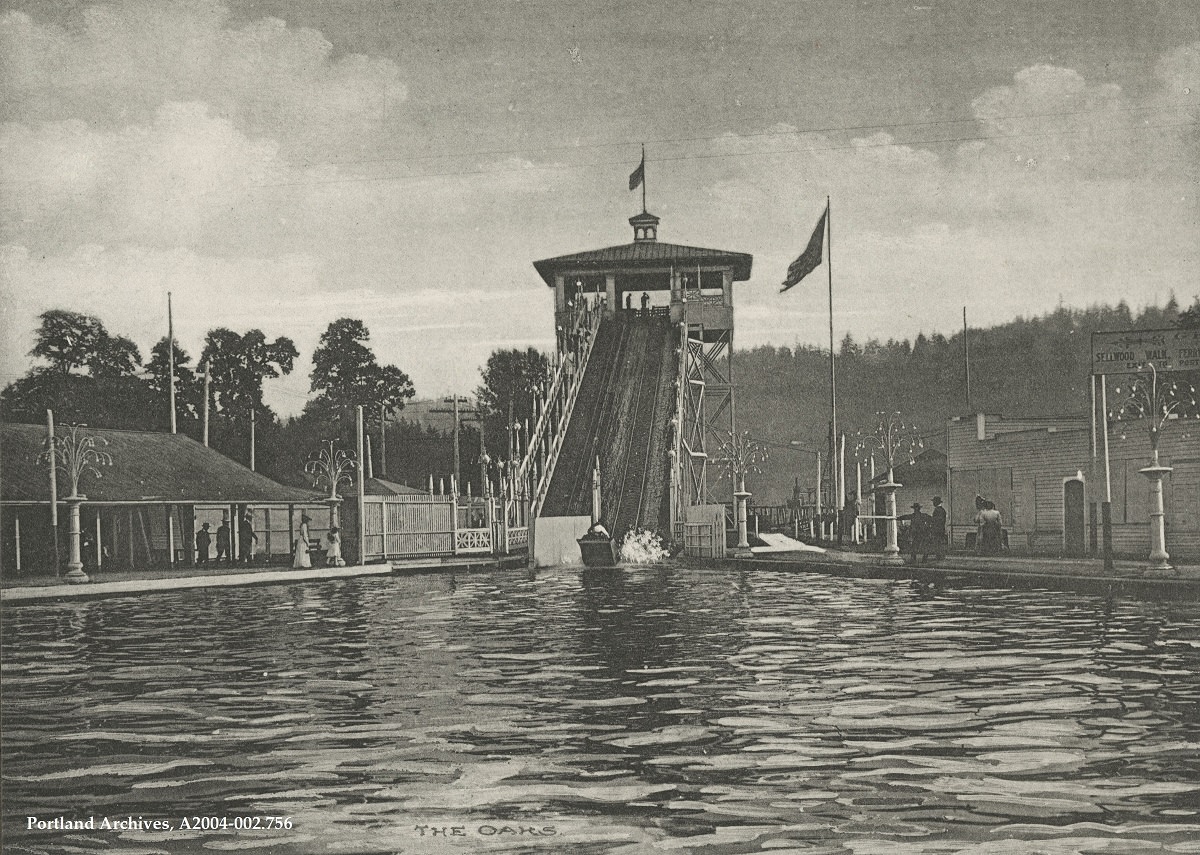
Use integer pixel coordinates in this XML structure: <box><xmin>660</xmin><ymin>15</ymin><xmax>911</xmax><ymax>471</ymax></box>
<box><xmin>293</xmin><ymin>514</ymin><xmax>312</xmax><ymax>568</ymax></box>
<box><xmin>326</xmin><ymin>526</ymin><xmax>345</xmax><ymax>567</ymax></box>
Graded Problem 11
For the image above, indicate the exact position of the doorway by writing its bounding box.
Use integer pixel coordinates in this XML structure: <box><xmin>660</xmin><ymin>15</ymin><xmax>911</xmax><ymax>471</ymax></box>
<box><xmin>1063</xmin><ymin>477</ymin><xmax>1086</xmax><ymax>557</ymax></box>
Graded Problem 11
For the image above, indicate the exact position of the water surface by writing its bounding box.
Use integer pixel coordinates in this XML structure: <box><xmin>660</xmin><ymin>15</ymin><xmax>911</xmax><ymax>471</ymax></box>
<box><xmin>3</xmin><ymin>565</ymin><xmax>1200</xmax><ymax>854</ymax></box>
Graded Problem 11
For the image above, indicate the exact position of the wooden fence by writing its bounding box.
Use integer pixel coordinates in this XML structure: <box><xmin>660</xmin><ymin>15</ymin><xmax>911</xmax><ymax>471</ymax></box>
<box><xmin>359</xmin><ymin>493</ymin><xmax>530</xmax><ymax>562</ymax></box>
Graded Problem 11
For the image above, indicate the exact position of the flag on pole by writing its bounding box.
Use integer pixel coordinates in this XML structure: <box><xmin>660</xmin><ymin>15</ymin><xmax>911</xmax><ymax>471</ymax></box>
<box><xmin>629</xmin><ymin>152</ymin><xmax>645</xmax><ymax>191</ymax></box>
<box><xmin>780</xmin><ymin>205</ymin><xmax>828</xmax><ymax>292</ymax></box>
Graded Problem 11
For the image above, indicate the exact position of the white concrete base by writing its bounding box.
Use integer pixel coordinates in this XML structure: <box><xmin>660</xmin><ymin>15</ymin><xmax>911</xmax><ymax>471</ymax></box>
<box><xmin>751</xmin><ymin>533</ymin><xmax>826</xmax><ymax>554</ymax></box>
<box><xmin>1</xmin><ymin>564</ymin><xmax>394</xmax><ymax>603</ymax></box>
<box><xmin>531</xmin><ymin>515</ymin><xmax>592</xmax><ymax>567</ymax></box>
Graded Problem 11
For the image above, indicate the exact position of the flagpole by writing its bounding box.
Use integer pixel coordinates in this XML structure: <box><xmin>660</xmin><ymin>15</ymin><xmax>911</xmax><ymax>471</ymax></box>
<box><xmin>168</xmin><ymin>292</ymin><xmax>177</xmax><ymax>435</ymax></box>
<box><xmin>641</xmin><ymin>143</ymin><xmax>647</xmax><ymax>213</ymax></box>
<box><xmin>963</xmin><ymin>306</ymin><xmax>972</xmax><ymax>412</ymax></box>
<box><xmin>826</xmin><ymin>196</ymin><xmax>837</xmax><ymax>515</ymax></box>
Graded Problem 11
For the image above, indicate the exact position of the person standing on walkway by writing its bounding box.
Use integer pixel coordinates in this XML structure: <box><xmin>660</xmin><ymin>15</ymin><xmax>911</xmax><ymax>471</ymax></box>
<box><xmin>640</xmin><ymin>292</ymin><xmax>650</xmax><ymax>315</ymax></box>
<box><xmin>195</xmin><ymin>523</ymin><xmax>212</xmax><ymax>566</ymax></box>
<box><xmin>239</xmin><ymin>511</ymin><xmax>258</xmax><ymax>565</ymax></box>
<box><xmin>898</xmin><ymin>502</ymin><xmax>933</xmax><ymax>565</ymax></box>
<box><xmin>978</xmin><ymin>500</ymin><xmax>1004</xmax><ymax>555</ymax></box>
<box><xmin>293</xmin><ymin>514</ymin><xmax>312</xmax><ymax>569</ymax></box>
<box><xmin>839</xmin><ymin>494</ymin><xmax>858</xmax><ymax>545</ymax></box>
<box><xmin>931</xmin><ymin>496</ymin><xmax>947</xmax><ymax>560</ymax></box>
<box><xmin>325</xmin><ymin>526</ymin><xmax>345</xmax><ymax>567</ymax></box>
<box><xmin>624</xmin><ymin>292</ymin><xmax>632</xmax><ymax>312</ymax></box>
<box><xmin>215</xmin><ymin>519</ymin><xmax>231</xmax><ymax>564</ymax></box>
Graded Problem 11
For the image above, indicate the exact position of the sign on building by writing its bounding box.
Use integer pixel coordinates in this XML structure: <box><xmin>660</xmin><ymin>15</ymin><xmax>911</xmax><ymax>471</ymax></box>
<box><xmin>1091</xmin><ymin>328</ymin><xmax>1200</xmax><ymax>375</ymax></box>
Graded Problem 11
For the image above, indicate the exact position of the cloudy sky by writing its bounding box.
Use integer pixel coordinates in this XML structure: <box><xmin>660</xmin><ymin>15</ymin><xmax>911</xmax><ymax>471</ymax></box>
<box><xmin>2</xmin><ymin>0</ymin><xmax>1197</xmax><ymax>415</ymax></box>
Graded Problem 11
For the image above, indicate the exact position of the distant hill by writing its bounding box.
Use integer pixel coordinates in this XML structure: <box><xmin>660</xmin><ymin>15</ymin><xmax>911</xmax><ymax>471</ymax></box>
<box><xmin>391</xmin><ymin>397</ymin><xmax>479</xmax><ymax>433</ymax></box>
<box><xmin>735</xmin><ymin>298</ymin><xmax>1191</xmax><ymax>504</ymax></box>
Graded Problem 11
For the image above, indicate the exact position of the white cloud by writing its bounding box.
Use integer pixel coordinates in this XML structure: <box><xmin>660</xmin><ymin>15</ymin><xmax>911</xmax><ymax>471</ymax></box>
<box><xmin>689</xmin><ymin>52</ymin><xmax>1199</xmax><ymax>351</ymax></box>
<box><xmin>1</xmin><ymin>2</ymin><xmax>1196</xmax><ymax>419</ymax></box>
<box><xmin>1</xmin><ymin>103</ymin><xmax>283</xmax><ymax>249</ymax></box>
<box><xmin>0</xmin><ymin>244</ymin><xmax>553</xmax><ymax>413</ymax></box>
<box><xmin>0</xmin><ymin>2</ymin><xmax>407</xmax><ymax>157</ymax></box>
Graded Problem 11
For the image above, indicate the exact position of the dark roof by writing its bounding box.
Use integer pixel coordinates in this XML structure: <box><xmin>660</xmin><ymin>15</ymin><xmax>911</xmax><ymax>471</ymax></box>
<box><xmin>363</xmin><ymin>476</ymin><xmax>428</xmax><ymax>496</ymax></box>
<box><xmin>533</xmin><ymin>241</ymin><xmax>753</xmax><ymax>286</ymax></box>
<box><xmin>1</xmin><ymin>423</ymin><xmax>316</xmax><ymax>504</ymax></box>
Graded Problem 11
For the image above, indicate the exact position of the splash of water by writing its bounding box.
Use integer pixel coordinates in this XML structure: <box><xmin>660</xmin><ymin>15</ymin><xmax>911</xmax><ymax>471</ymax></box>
<box><xmin>618</xmin><ymin>529</ymin><xmax>669</xmax><ymax>564</ymax></box>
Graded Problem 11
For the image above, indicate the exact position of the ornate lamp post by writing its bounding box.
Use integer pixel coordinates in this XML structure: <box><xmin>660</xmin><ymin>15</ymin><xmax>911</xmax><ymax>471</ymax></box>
<box><xmin>39</xmin><ymin>425</ymin><xmax>112</xmax><ymax>584</ymax></box>
<box><xmin>1113</xmin><ymin>364</ymin><xmax>1197</xmax><ymax>573</ymax></box>
<box><xmin>856</xmin><ymin>412</ymin><xmax>923</xmax><ymax>564</ymax></box>
<box><xmin>717</xmin><ymin>430</ymin><xmax>768</xmax><ymax>558</ymax></box>
<box><xmin>305</xmin><ymin>440</ymin><xmax>356</xmax><ymax>530</ymax></box>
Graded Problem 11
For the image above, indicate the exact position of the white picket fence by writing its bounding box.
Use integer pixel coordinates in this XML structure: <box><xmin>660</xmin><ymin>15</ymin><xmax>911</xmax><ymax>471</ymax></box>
<box><xmin>359</xmin><ymin>493</ymin><xmax>529</xmax><ymax>562</ymax></box>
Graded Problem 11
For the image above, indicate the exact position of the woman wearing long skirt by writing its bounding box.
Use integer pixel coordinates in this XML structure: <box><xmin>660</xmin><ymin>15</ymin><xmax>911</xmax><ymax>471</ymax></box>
<box><xmin>293</xmin><ymin>514</ymin><xmax>312</xmax><ymax>568</ymax></box>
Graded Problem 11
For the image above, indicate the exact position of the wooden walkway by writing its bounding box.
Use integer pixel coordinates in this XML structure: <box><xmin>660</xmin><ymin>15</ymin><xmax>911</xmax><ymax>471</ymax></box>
<box><xmin>1</xmin><ymin>555</ymin><xmax>527</xmax><ymax>604</ymax></box>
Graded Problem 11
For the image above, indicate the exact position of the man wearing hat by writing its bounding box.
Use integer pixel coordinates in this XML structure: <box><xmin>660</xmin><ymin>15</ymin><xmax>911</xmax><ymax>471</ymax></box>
<box><xmin>195</xmin><ymin>522</ymin><xmax>212</xmax><ymax>566</ymax></box>
<box><xmin>930</xmin><ymin>497</ymin><xmax>947</xmax><ymax>560</ymax></box>
<box><xmin>239</xmin><ymin>510</ymin><xmax>258</xmax><ymax>565</ymax></box>
<box><xmin>898</xmin><ymin>501</ymin><xmax>934</xmax><ymax>565</ymax></box>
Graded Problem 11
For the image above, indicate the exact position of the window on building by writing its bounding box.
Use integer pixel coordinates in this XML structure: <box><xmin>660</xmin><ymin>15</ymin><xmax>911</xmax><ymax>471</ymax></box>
<box><xmin>949</xmin><ymin>467</ymin><xmax>1013</xmax><ymax>525</ymax></box>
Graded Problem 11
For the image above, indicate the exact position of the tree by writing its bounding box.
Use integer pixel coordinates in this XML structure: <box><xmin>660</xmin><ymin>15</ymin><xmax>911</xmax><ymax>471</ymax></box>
<box><xmin>1173</xmin><ymin>297</ymin><xmax>1200</xmax><ymax>391</ymax></box>
<box><xmin>1178</xmin><ymin>297</ymin><xmax>1200</xmax><ymax>330</ymax></box>
<box><xmin>89</xmin><ymin>334</ymin><xmax>142</xmax><ymax>379</ymax></box>
<box><xmin>29</xmin><ymin>310</ymin><xmax>108</xmax><ymax>374</ymax></box>
<box><xmin>200</xmin><ymin>328</ymin><xmax>297</xmax><ymax>420</ymax></box>
<box><xmin>476</xmin><ymin>347</ymin><xmax>551</xmax><ymax>458</ymax></box>
<box><xmin>145</xmin><ymin>337</ymin><xmax>203</xmax><ymax>433</ymax></box>
<box><xmin>29</xmin><ymin>309</ymin><xmax>142</xmax><ymax>377</ymax></box>
<box><xmin>307</xmin><ymin>318</ymin><xmax>414</xmax><ymax>424</ymax></box>
<box><xmin>198</xmin><ymin>328</ymin><xmax>296</xmax><ymax>466</ymax></box>
<box><xmin>2</xmin><ymin>310</ymin><xmax>149</xmax><ymax>428</ymax></box>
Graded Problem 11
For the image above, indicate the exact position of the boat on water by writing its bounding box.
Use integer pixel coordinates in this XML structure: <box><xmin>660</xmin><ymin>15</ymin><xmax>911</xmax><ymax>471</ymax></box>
<box><xmin>578</xmin><ymin>523</ymin><xmax>618</xmax><ymax>567</ymax></box>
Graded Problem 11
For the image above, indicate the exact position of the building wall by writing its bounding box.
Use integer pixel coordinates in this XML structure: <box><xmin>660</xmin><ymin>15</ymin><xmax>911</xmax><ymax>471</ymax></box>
<box><xmin>946</xmin><ymin>414</ymin><xmax>1200</xmax><ymax>558</ymax></box>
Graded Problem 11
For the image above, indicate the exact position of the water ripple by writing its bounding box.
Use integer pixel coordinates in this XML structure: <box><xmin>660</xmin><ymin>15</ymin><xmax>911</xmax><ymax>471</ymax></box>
<box><xmin>3</xmin><ymin>567</ymin><xmax>1199</xmax><ymax>853</ymax></box>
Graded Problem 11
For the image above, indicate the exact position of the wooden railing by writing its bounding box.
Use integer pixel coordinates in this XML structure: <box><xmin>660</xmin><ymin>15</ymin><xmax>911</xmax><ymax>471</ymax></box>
<box><xmin>513</xmin><ymin>299</ymin><xmax>603</xmax><ymax>518</ymax></box>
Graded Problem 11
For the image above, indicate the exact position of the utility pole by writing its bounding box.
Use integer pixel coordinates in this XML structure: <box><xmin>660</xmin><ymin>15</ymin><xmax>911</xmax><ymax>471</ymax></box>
<box><xmin>478</xmin><ymin>418</ymin><xmax>489</xmax><ymax>497</ymax></box>
<box><xmin>507</xmin><ymin>399</ymin><xmax>515</xmax><ymax>461</ymax></box>
<box><xmin>201</xmin><ymin>364</ymin><xmax>210</xmax><ymax>446</ymax></box>
<box><xmin>963</xmin><ymin>306</ymin><xmax>972</xmax><ymax>412</ymax></box>
<box><xmin>356</xmin><ymin>405</ymin><xmax>366</xmax><ymax>563</ymax></box>
<box><xmin>431</xmin><ymin>395</ymin><xmax>476</xmax><ymax>490</ymax></box>
<box><xmin>379</xmin><ymin>402</ymin><xmax>388</xmax><ymax>479</ymax></box>
<box><xmin>249</xmin><ymin>406</ymin><xmax>256</xmax><ymax>472</ymax></box>
<box><xmin>167</xmin><ymin>292</ymin><xmax>177</xmax><ymax>434</ymax></box>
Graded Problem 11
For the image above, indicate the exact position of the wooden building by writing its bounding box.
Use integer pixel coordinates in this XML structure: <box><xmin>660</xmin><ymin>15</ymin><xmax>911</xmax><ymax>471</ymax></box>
<box><xmin>1</xmin><ymin>423</ymin><xmax>327</xmax><ymax>577</ymax></box>
<box><xmin>945</xmin><ymin>413</ymin><xmax>1199</xmax><ymax>559</ymax></box>
<box><xmin>866</xmin><ymin>448</ymin><xmax>947</xmax><ymax>526</ymax></box>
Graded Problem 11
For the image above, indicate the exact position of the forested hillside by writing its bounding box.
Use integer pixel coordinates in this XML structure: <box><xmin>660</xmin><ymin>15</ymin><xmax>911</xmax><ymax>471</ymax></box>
<box><xmin>736</xmin><ymin>299</ymin><xmax>1193</xmax><ymax>504</ymax></box>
